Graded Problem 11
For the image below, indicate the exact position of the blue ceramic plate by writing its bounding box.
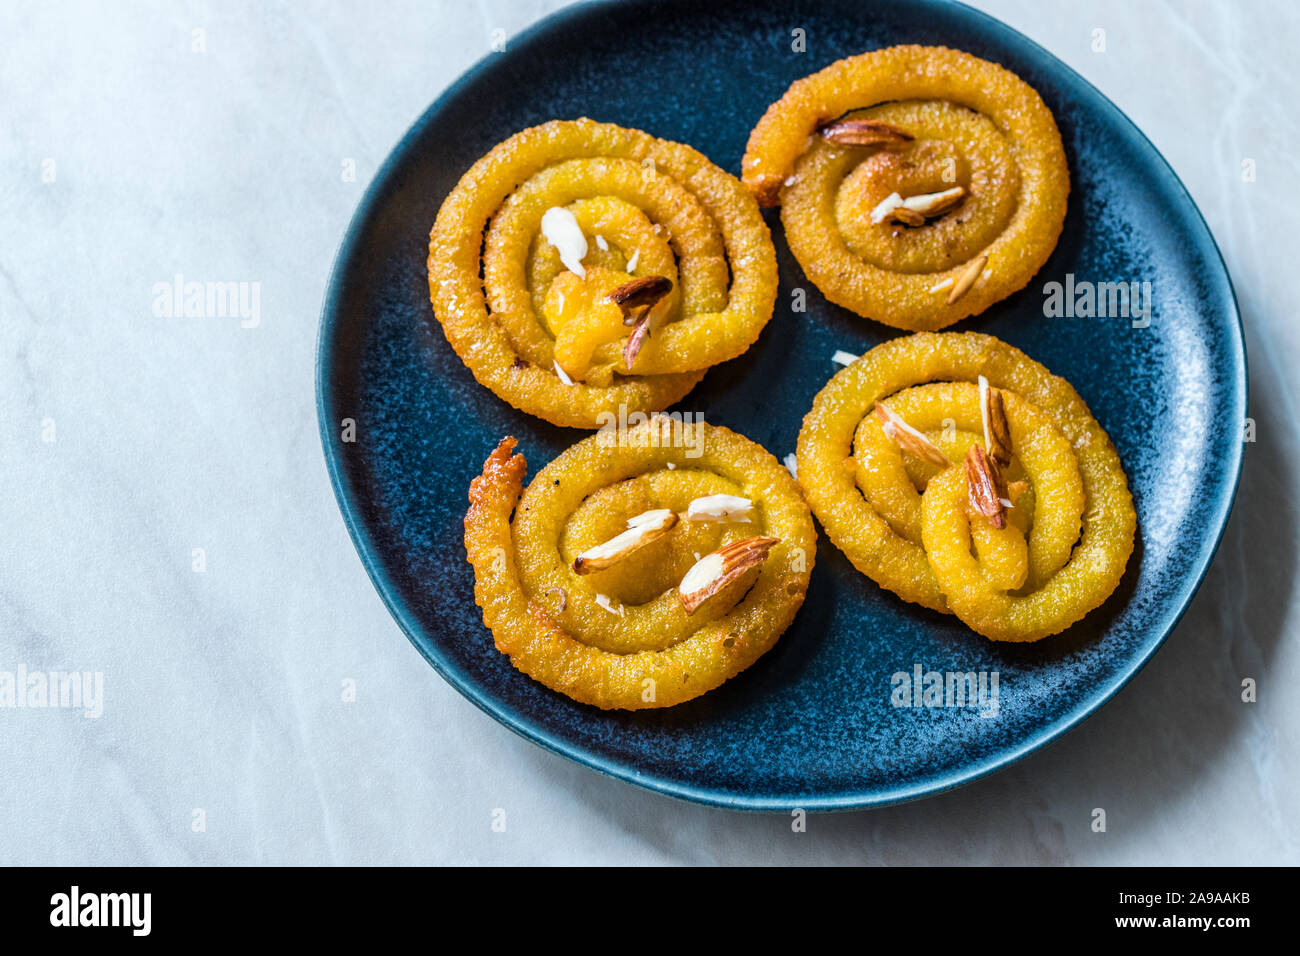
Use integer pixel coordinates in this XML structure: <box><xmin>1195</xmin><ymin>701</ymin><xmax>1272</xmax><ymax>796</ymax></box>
<box><xmin>316</xmin><ymin>0</ymin><xmax>1245</xmax><ymax>810</ymax></box>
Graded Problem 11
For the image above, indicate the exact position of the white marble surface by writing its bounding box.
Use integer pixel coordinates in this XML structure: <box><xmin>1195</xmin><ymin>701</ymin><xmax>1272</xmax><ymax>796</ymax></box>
<box><xmin>1</xmin><ymin>0</ymin><xmax>1296</xmax><ymax>865</ymax></box>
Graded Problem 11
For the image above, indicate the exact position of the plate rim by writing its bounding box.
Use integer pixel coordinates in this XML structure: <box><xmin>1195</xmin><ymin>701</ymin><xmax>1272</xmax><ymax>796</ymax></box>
<box><xmin>314</xmin><ymin>0</ymin><xmax>1248</xmax><ymax>812</ymax></box>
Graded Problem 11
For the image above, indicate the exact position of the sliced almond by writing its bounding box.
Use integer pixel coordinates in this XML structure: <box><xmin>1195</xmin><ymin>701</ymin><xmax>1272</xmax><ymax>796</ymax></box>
<box><xmin>819</xmin><ymin>119</ymin><xmax>913</xmax><ymax>147</ymax></box>
<box><xmin>978</xmin><ymin>375</ymin><xmax>1013</xmax><ymax>466</ymax></box>
<box><xmin>540</xmin><ymin>206</ymin><xmax>588</xmax><ymax>278</ymax></box>
<box><xmin>947</xmin><ymin>253</ymin><xmax>989</xmax><ymax>305</ymax></box>
<box><xmin>889</xmin><ymin>206</ymin><xmax>926</xmax><ymax>227</ymax></box>
<box><xmin>965</xmin><ymin>445</ymin><xmax>1006</xmax><ymax>529</ymax></box>
<box><xmin>873</xmin><ymin>403</ymin><xmax>950</xmax><ymax>468</ymax></box>
<box><xmin>623</xmin><ymin>315</ymin><xmax>652</xmax><ymax>370</ymax></box>
<box><xmin>573</xmin><ymin>508</ymin><xmax>678</xmax><ymax>574</ymax></box>
<box><xmin>607</xmin><ymin>275</ymin><xmax>672</xmax><ymax>321</ymax></box>
<box><xmin>878</xmin><ymin>187</ymin><xmax>966</xmax><ymax>227</ymax></box>
<box><xmin>901</xmin><ymin>186</ymin><xmax>965</xmax><ymax>217</ymax></box>
<box><xmin>831</xmin><ymin>349</ymin><xmax>861</xmax><ymax>366</ymax></box>
<box><xmin>609</xmin><ymin>275</ymin><xmax>672</xmax><ymax>370</ymax></box>
<box><xmin>870</xmin><ymin>192</ymin><xmax>905</xmax><ymax>224</ymax></box>
<box><xmin>678</xmin><ymin>536</ymin><xmax>777</xmax><ymax>614</ymax></box>
<box><xmin>685</xmin><ymin>494</ymin><xmax>754</xmax><ymax>524</ymax></box>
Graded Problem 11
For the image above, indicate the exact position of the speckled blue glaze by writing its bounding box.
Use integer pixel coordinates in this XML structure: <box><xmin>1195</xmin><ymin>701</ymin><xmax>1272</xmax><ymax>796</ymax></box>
<box><xmin>316</xmin><ymin>0</ymin><xmax>1245</xmax><ymax>810</ymax></box>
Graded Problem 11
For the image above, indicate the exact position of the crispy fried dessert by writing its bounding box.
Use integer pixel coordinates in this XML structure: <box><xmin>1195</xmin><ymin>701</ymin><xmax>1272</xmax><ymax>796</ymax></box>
<box><xmin>796</xmin><ymin>333</ymin><xmax>1133</xmax><ymax>642</ymax></box>
<box><xmin>743</xmin><ymin>45</ymin><xmax>1069</xmax><ymax>330</ymax></box>
<box><xmin>465</xmin><ymin>417</ymin><xmax>816</xmax><ymax>708</ymax></box>
<box><xmin>429</xmin><ymin>119</ymin><xmax>778</xmax><ymax>428</ymax></box>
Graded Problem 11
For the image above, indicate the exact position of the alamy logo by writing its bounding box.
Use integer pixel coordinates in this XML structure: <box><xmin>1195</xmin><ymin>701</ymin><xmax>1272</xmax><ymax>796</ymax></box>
<box><xmin>0</xmin><ymin>666</ymin><xmax>103</xmax><ymax>718</ymax></box>
<box><xmin>890</xmin><ymin>663</ymin><xmax>1000</xmax><ymax>718</ymax></box>
<box><xmin>595</xmin><ymin>407</ymin><xmax>705</xmax><ymax>457</ymax></box>
<box><xmin>50</xmin><ymin>886</ymin><xmax>151</xmax><ymax>936</ymax></box>
<box><xmin>1042</xmin><ymin>273</ymin><xmax>1151</xmax><ymax>328</ymax></box>
<box><xmin>151</xmin><ymin>273</ymin><xmax>261</xmax><ymax>328</ymax></box>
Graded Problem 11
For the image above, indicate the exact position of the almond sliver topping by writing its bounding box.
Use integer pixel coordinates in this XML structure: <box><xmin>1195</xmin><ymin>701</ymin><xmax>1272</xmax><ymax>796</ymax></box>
<box><xmin>873</xmin><ymin>403</ymin><xmax>950</xmax><ymax>468</ymax></box>
<box><xmin>978</xmin><ymin>375</ymin><xmax>1013</xmax><ymax>466</ymax></box>
<box><xmin>622</xmin><ymin>315</ymin><xmax>652</xmax><ymax>370</ymax></box>
<box><xmin>870</xmin><ymin>192</ymin><xmax>905</xmax><ymax>225</ymax></box>
<box><xmin>540</xmin><ymin>206</ymin><xmax>588</xmax><ymax>278</ymax></box>
<box><xmin>678</xmin><ymin>536</ymin><xmax>777</xmax><ymax>614</ymax></box>
<box><xmin>819</xmin><ymin>118</ymin><xmax>913</xmax><ymax>147</ymax></box>
<box><xmin>685</xmin><ymin>494</ymin><xmax>754</xmax><ymax>524</ymax></box>
<box><xmin>607</xmin><ymin>275</ymin><xmax>672</xmax><ymax>318</ymax></box>
<box><xmin>901</xmin><ymin>186</ymin><xmax>965</xmax><ymax>217</ymax></box>
<box><xmin>965</xmin><ymin>444</ymin><xmax>1006</xmax><ymax>529</ymax></box>
<box><xmin>610</xmin><ymin>275</ymin><xmax>673</xmax><ymax>369</ymax></box>
<box><xmin>947</xmin><ymin>253</ymin><xmax>989</xmax><ymax>305</ymax></box>
<box><xmin>878</xmin><ymin>187</ymin><xmax>966</xmax><ymax>226</ymax></box>
<box><xmin>573</xmin><ymin>508</ymin><xmax>678</xmax><ymax>574</ymax></box>
<box><xmin>889</xmin><ymin>206</ymin><xmax>926</xmax><ymax>227</ymax></box>
<box><xmin>832</xmin><ymin>349</ymin><xmax>861</xmax><ymax>366</ymax></box>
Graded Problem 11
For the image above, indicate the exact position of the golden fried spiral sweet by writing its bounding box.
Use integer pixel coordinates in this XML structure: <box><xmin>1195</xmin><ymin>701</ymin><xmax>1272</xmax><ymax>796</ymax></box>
<box><xmin>742</xmin><ymin>45</ymin><xmax>1069</xmax><ymax>330</ymax></box>
<box><xmin>429</xmin><ymin>119</ymin><xmax>779</xmax><ymax>429</ymax></box>
<box><xmin>464</xmin><ymin>417</ymin><xmax>816</xmax><ymax>709</ymax></box>
<box><xmin>796</xmin><ymin>332</ymin><xmax>1134</xmax><ymax>642</ymax></box>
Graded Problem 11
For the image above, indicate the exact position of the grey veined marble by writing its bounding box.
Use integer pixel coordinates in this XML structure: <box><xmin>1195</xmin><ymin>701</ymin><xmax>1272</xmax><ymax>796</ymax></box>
<box><xmin>0</xmin><ymin>0</ymin><xmax>1295</xmax><ymax>864</ymax></box>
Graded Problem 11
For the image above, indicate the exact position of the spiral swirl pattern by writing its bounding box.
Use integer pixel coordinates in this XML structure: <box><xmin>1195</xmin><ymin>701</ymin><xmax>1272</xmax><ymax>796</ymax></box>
<box><xmin>465</xmin><ymin>417</ymin><xmax>816</xmax><ymax>709</ymax></box>
<box><xmin>742</xmin><ymin>45</ymin><xmax>1069</xmax><ymax>330</ymax></box>
<box><xmin>430</xmin><ymin>119</ymin><xmax>779</xmax><ymax>428</ymax></box>
<box><xmin>796</xmin><ymin>332</ymin><xmax>1134</xmax><ymax>642</ymax></box>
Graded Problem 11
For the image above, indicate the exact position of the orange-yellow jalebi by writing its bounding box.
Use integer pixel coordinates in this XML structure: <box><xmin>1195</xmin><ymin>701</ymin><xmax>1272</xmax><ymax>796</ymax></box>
<box><xmin>465</xmin><ymin>417</ymin><xmax>816</xmax><ymax>708</ymax></box>
<box><xmin>743</xmin><ymin>46</ymin><xmax>1069</xmax><ymax>330</ymax></box>
<box><xmin>430</xmin><ymin>119</ymin><xmax>778</xmax><ymax>428</ymax></box>
<box><xmin>796</xmin><ymin>332</ymin><xmax>1134</xmax><ymax>642</ymax></box>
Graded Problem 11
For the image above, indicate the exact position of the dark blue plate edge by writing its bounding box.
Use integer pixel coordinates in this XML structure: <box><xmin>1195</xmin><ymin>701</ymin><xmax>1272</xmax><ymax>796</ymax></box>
<box><xmin>313</xmin><ymin>0</ymin><xmax>1247</xmax><ymax>812</ymax></box>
